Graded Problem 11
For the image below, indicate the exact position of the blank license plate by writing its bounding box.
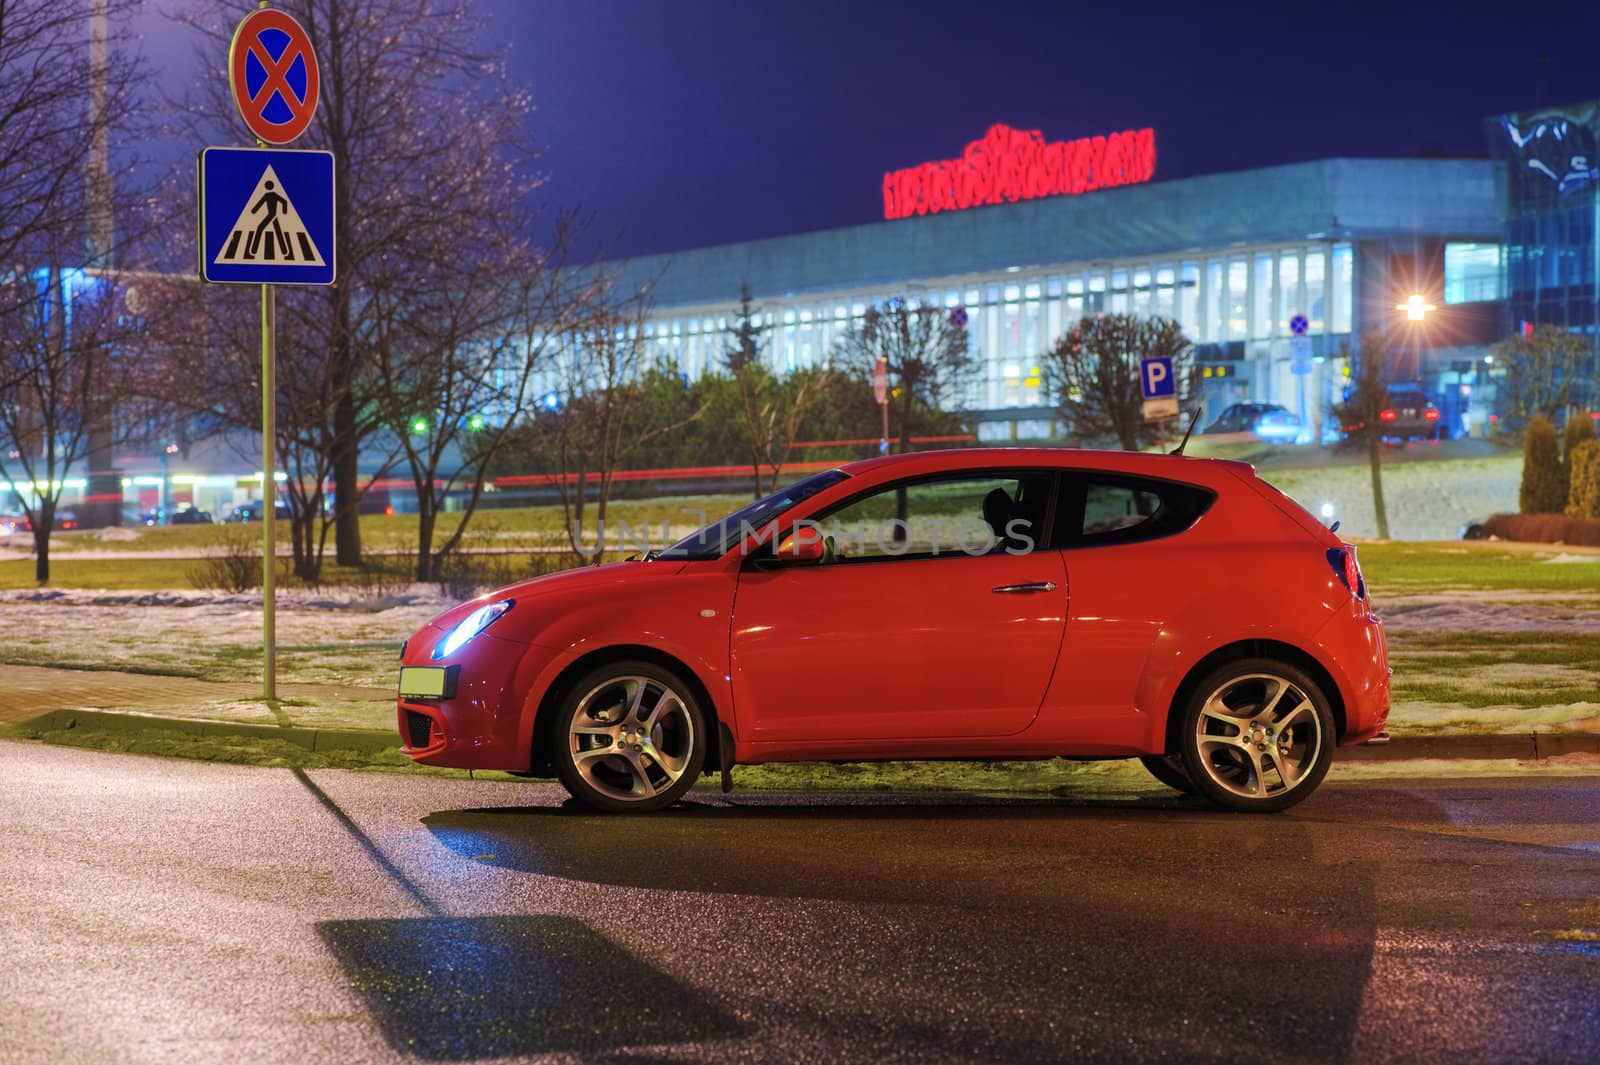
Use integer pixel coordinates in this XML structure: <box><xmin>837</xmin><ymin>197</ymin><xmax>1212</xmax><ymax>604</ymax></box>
<box><xmin>398</xmin><ymin>666</ymin><xmax>456</xmax><ymax>699</ymax></box>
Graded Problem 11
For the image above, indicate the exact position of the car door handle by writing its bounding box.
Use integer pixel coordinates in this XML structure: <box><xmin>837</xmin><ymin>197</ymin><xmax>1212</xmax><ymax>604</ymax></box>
<box><xmin>991</xmin><ymin>581</ymin><xmax>1058</xmax><ymax>594</ymax></box>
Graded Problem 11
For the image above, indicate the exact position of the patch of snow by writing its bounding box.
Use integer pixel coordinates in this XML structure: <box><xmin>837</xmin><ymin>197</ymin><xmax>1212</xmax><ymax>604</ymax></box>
<box><xmin>1543</xmin><ymin>553</ymin><xmax>1600</xmax><ymax>565</ymax></box>
<box><xmin>1378</xmin><ymin>596</ymin><xmax>1600</xmax><ymax>634</ymax></box>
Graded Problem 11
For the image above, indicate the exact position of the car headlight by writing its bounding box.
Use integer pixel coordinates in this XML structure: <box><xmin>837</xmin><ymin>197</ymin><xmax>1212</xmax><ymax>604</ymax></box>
<box><xmin>432</xmin><ymin>599</ymin><xmax>514</xmax><ymax>660</ymax></box>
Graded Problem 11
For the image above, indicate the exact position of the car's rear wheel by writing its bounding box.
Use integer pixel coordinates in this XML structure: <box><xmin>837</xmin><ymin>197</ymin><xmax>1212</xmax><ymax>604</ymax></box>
<box><xmin>551</xmin><ymin>661</ymin><xmax>706</xmax><ymax>813</ymax></box>
<box><xmin>1177</xmin><ymin>658</ymin><xmax>1334</xmax><ymax>813</ymax></box>
<box><xmin>1138</xmin><ymin>754</ymin><xmax>1198</xmax><ymax>795</ymax></box>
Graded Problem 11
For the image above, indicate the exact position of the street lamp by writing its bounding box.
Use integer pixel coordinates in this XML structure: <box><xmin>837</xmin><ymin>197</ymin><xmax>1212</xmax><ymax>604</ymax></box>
<box><xmin>1395</xmin><ymin>293</ymin><xmax>1436</xmax><ymax>380</ymax></box>
<box><xmin>1397</xmin><ymin>293</ymin><xmax>1436</xmax><ymax>322</ymax></box>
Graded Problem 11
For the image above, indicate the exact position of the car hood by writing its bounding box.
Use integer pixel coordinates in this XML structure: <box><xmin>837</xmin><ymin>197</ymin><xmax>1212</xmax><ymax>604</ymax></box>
<box><xmin>422</xmin><ymin>557</ymin><xmax>685</xmax><ymax>634</ymax></box>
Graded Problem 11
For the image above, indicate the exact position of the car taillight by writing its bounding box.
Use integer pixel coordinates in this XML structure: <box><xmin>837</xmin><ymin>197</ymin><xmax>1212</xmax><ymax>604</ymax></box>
<box><xmin>1378</xmin><ymin>410</ymin><xmax>1397</xmax><ymax>422</ymax></box>
<box><xmin>1423</xmin><ymin>409</ymin><xmax>1439</xmax><ymax>421</ymax></box>
<box><xmin>1326</xmin><ymin>546</ymin><xmax>1365</xmax><ymax>600</ymax></box>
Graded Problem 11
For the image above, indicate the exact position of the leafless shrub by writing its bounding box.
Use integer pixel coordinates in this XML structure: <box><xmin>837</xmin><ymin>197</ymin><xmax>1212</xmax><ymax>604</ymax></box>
<box><xmin>436</xmin><ymin>522</ymin><xmax>579</xmax><ymax>600</ymax></box>
<box><xmin>186</xmin><ymin>528</ymin><xmax>262</xmax><ymax>593</ymax></box>
<box><xmin>346</xmin><ymin>555</ymin><xmax>415</xmax><ymax>602</ymax></box>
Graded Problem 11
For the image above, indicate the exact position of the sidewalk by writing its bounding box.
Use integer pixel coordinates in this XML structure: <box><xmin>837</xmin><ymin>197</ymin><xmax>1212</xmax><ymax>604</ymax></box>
<box><xmin>4</xmin><ymin>663</ymin><xmax>1597</xmax><ymax>763</ymax></box>
<box><xmin>0</xmin><ymin>664</ymin><xmax>397</xmax><ymax>753</ymax></box>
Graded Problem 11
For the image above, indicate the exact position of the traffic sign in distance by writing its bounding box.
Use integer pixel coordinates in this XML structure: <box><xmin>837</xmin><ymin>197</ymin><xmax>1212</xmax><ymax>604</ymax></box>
<box><xmin>872</xmin><ymin>357</ymin><xmax>889</xmax><ymax>404</ymax></box>
<box><xmin>229</xmin><ymin>7</ymin><xmax>320</xmax><ymax>145</ymax></box>
<box><xmin>1289</xmin><ymin>314</ymin><xmax>1309</xmax><ymax>336</ymax></box>
<box><xmin>1140</xmin><ymin>356</ymin><xmax>1176</xmax><ymax>399</ymax></box>
<box><xmin>1290</xmin><ymin>335</ymin><xmax>1313</xmax><ymax>376</ymax></box>
<box><xmin>198</xmin><ymin>147</ymin><xmax>335</xmax><ymax>285</ymax></box>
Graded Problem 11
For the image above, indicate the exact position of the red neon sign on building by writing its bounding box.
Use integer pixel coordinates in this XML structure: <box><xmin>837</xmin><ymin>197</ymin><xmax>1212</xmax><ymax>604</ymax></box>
<box><xmin>882</xmin><ymin>124</ymin><xmax>1157</xmax><ymax>221</ymax></box>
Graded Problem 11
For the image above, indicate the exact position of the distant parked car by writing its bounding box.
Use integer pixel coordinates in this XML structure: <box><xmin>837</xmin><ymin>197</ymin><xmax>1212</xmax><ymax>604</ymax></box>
<box><xmin>228</xmin><ymin>500</ymin><xmax>291</xmax><ymax>523</ymax></box>
<box><xmin>1</xmin><ymin>510</ymin><xmax>77</xmax><ymax>532</ymax></box>
<box><xmin>1341</xmin><ymin>388</ymin><xmax>1446</xmax><ymax>442</ymax></box>
<box><xmin>1378</xmin><ymin>388</ymin><xmax>1445</xmax><ymax>441</ymax></box>
<box><xmin>1203</xmin><ymin>403</ymin><xmax>1302</xmax><ymax>442</ymax></box>
<box><xmin>168</xmin><ymin>506</ymin><xmax>213</xmax><ymax>525</ymax></box>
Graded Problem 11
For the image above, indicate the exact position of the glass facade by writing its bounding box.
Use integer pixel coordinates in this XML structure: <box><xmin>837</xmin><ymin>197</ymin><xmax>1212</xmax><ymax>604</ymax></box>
<box><xmin>1493</xmin><ymin>101</ymin><xmax>1600</xmax><ymax>408</ymax></box>
<box><xmin>641</xmin><ymin>240</ymin><xmax>1357</xmax><ymax>429</ymax></box>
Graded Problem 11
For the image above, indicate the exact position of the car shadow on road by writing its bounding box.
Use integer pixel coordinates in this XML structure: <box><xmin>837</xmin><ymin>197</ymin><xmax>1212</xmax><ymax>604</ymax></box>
<box><xmin>317</xmin><ymin>915</ymin><xmax>746</xmax><ymax>1060</ymax></box>
<box><xmin>423</xmin><ymin>797</ymin><xmax>1357</xmax><ymax>910</ymax></box>
<box><xmin>423</xmin><ymin>797</ymin><xmax>1380</xmax><ymax>1063</ymax></box>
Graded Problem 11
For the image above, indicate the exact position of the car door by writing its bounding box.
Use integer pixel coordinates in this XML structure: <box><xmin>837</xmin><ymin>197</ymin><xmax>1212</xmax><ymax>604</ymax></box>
<box><xmin>729</xmin><ymin>470</ymin><xmax>1067</xmax><ymax>743</ymax></box>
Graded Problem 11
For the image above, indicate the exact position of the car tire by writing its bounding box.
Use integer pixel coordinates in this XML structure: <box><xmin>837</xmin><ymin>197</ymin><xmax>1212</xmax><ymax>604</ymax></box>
<box><xmin>551</xmin><ymin>660</ymin><xmax>707</xmax><ymax>813</ymax></box>
<box><xmin>1177</xmin><ymin>658</ymin><xmax>1335</xmax><ymax>813</ymax></box>
<box><xmin>1138</xmin><ymin>754</ymin><xmax>1198</xmax><ymax>795</ymax></box>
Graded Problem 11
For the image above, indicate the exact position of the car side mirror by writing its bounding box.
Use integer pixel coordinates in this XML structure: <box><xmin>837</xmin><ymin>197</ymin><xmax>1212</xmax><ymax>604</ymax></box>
<box><xmin>775</xmin><ymin>534</ymin><xmax>826</xmax><ymax>564</ymax></box>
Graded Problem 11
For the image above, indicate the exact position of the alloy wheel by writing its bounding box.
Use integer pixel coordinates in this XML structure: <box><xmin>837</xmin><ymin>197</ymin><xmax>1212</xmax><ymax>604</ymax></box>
<box><xmin>567</xmin><ymin>674</ymin><xmax>697</xmax><ymax>804</ymax></box>
<box><xmin>1189</xmin><ymin>671</ymin><xmax>1324</xmax><ymax>802</ymax></box>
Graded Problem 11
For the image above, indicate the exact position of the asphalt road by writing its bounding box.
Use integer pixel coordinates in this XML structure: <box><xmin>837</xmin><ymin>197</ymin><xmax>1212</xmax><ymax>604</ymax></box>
<box><xmin>3</xmin><ymin>741</ymin><xmax>1597</xmax><ymax>1064</ymax></box>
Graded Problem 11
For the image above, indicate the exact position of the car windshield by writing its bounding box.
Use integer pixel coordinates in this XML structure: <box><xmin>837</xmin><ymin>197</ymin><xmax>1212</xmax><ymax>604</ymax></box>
<box><xmin>658</xmin><ymin>469</ymin><xmax>849</xmax><ymax>560</ymax></box>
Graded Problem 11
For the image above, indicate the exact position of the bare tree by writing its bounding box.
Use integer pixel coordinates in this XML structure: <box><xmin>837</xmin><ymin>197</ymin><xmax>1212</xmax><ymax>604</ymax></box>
<box><xmin>723</xmin><ymin>284</ymin><xmax>831</xmax><ymax>497</ymax></box>
<box><xmin>1490</xmin><ymin>325</ymin><xmax>1589</xmax><ymax>433</ymax></box>
<box><xmin>1331</xmin><ymin>331</ymin><xmax>1394</xmax><ymax>539</ymax></box>
<box><xmin>134</xmin><ymin>274</ymin><xmax>400</xmax><ymax>583</ymax></box>
<box><xmin>734</xmin><ymin>366</ymin><xmax>832</xmax><ymax>499</ymax></box>
<box><xmin>832</xmin><ymin>300</ymin><xmax>975</xmax><ymax>453</ymax></box>
<box><xmin>0</xmin><ymin>0</ymin><xmax>146</xmax><ymax>581</ymax></box>
<box><xmin>1040</xmin><ymin>314</ymin><xmax>1195</xmax><ymax>450</ymax></box>
<box><xmin>0</xmin><ymin>1</ymin><xmax>139</xmax><ymax>274</ymax></box>
<box><xmin>368</xmin><ymin>218</ymin><xmax>597</xmax><ymax>581</ymax></box>
<box><xmin>538</xmin><ymin>301</ymin><xmax>703</xmax><ymax>565</ymax></box>
<box><xmin>171</xmin><ymin>0</ymin><xmax>544</xmax><ymax>567</ymax></box>
<box><xmin>0</xmin><ymin>263</ymin><xmax>141</xmax><ymax>582</ymax></box>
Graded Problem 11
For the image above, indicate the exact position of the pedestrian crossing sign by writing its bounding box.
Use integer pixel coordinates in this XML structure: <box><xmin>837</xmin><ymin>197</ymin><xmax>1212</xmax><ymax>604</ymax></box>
<box><xmin>198</xmin><ymin>147</ymin><xmax>335</xmax><ymax>285</ymax></box>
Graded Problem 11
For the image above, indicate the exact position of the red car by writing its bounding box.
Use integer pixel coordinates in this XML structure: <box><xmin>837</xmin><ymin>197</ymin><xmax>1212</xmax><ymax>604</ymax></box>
<box><xmin>397</xmin><ymin>448</ymin><xmax>1389</xmax><ymax>813</ymax></box>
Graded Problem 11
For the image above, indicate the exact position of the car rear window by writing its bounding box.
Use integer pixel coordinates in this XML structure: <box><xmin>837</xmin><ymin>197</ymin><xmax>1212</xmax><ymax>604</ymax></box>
<box><xmin>1057</xmin><ymin>473</ymin><xmax>1215</xmax><ymax>547</ymax></box>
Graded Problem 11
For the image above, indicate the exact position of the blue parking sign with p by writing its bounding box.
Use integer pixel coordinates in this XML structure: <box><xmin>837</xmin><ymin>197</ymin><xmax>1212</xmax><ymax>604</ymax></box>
<box><xmin>1141</xmin><ymin>356</ymin><xmax>1175</xmax><ymax>399</ymax></box>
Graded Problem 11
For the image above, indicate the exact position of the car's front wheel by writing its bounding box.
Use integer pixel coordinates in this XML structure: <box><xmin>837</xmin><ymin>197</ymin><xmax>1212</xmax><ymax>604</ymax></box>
<box><xmin>1177</xmin><ymin>658</ymin><xmax>1335</xmax><ymax>813</ymax></box>
<box><xmin>551</xmin><ymin>661</ymin><xmax>706</xmax><ymax>813</ymax></box>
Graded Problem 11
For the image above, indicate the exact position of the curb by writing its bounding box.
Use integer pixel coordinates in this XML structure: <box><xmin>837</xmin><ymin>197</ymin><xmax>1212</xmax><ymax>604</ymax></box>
<box><xmin>1338</xmin><ymin>732</ymin><xmax>1600</xmax><ymax>761</ymax></box>
<box><xmin>22</xmin><ymin>707</ymin><xmax>397</xmax><ymax>754</ymax></box>
<box><xmin>14</xmin><ymin>708</ymin><xmax>1600</xmax><ymax>763</ymax></box>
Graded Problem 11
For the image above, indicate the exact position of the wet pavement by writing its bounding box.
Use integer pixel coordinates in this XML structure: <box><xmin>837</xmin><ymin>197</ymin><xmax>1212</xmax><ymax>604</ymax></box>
<box><xmin>3</xmin><ymin>740</ymin><xmax>1598</xmax><ymax>1063</ymax></box>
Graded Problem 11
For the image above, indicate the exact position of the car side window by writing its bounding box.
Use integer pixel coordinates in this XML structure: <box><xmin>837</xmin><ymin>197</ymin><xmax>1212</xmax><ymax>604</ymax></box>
<box><xmin>1058</xmin><ymin>473</ymin><xmax>1215</xmax><ymax>548</ymax></box>
<box><xmin>1083</xmin><ymin>483</ymin><xmax>1162</xmax><ymax>536</ymax></box>
<box><xmin>810</xmin><ymin>472</ymin><xmax>1053</xmax><ymax>562</ymax></box>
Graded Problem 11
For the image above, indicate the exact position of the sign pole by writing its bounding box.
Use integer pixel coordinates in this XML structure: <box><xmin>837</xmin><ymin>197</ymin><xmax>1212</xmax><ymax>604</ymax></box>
<box><xmin>261</xmin><ymin>281</ymin><xmax>276</xmax><ymax>701</ymax></box>
<box><xmin>209</xmin><ymin>4</ymin><xmax>329</xmax><ymax>704</ymax></box>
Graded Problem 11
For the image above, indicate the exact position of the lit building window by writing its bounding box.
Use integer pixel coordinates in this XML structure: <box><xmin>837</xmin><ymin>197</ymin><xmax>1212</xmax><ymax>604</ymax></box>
<box><xmin>1444</xmin><ymin>243</ymin><xmax>1503</xmax><ymax>304</ymax></box>
<box><xmin>1227</xmin><ymin>259</ymin><xmax>1248</xmax><ymax>339</ymax></box>
<box><xmin>1179</xmin><ymin>261</ymin><xmax>1199</xmax><ymax>335</ymax></box>
<box><xmin>1253</xmin><ymin>254</ymin><xmax>1272</xmax><ymax>339</ymax></box>
<box><xmin>1304</xmin><ymin>250</ymin><xmax>1326</xmax><ymax>331</ymax></box>
<box><xmin>1277</xmin><ymin>253</ymin><xmax>1301</xmax><ymax>335</ymax></box>
<box><xmin>1331</xmin><ymin>244</ymin><xmax>1353</xmax><ymax>333</ymax></box>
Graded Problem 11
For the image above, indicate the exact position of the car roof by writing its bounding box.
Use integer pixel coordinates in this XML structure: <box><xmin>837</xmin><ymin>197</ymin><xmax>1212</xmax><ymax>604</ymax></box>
<box><xmin>835</xmin><ymin>446</ymin><xmax>1254</xmax><ymax>484</ymax></box>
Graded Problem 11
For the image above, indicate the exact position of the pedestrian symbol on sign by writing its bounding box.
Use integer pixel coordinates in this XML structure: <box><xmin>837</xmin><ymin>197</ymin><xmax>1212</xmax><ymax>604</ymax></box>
<box><xmin>213</xmin><ymin>165</ymin><xmax>326</xmax><ymax>267</ymax></box>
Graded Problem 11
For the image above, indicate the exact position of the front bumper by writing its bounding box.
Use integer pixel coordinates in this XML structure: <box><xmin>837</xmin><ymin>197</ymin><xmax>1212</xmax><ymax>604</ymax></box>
<box><xmin>396</xmin><ymin>630</ymin><xmax>564</xmax><ymax>772</ymax></box>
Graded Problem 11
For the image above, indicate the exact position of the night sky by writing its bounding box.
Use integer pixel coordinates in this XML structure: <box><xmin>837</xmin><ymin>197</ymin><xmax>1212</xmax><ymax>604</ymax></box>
<box><xmin>139</xmin><ymin>0</ymin><xmax>1600</xmax><ymax>259</ymax></box>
